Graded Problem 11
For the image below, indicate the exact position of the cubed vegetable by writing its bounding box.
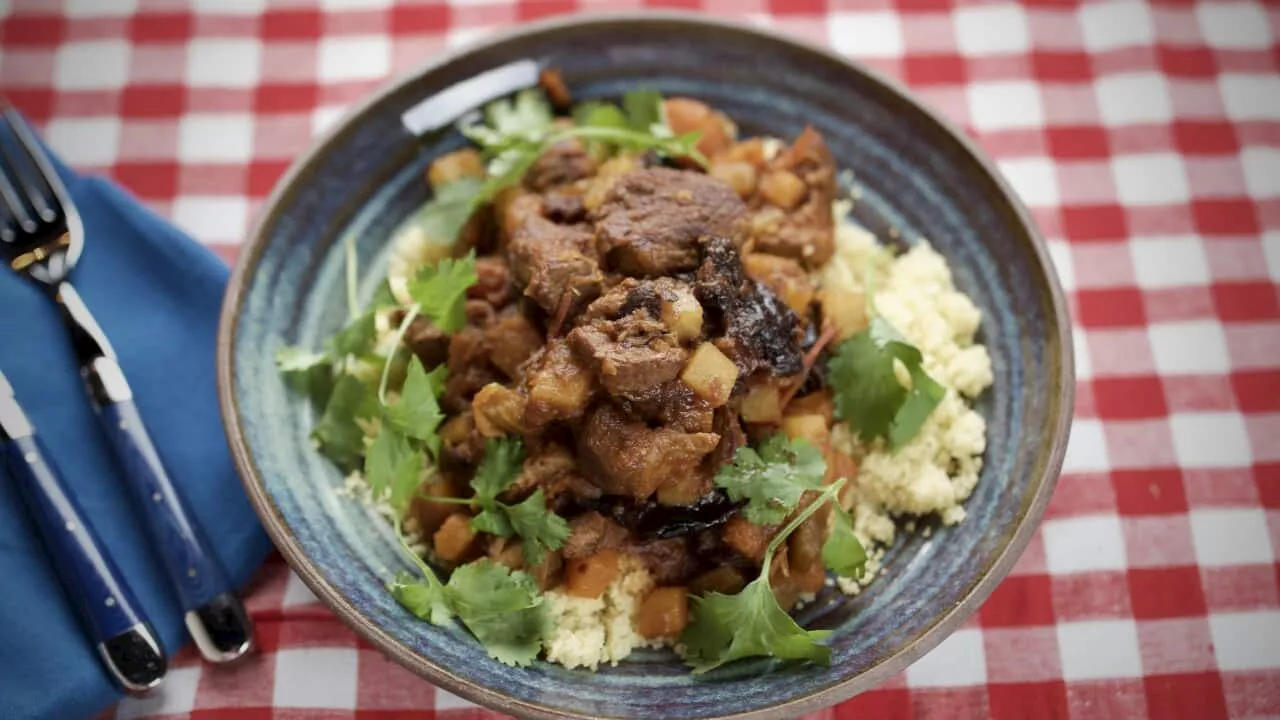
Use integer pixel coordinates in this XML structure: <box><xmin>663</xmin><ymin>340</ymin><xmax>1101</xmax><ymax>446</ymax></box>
<box><xmin>636</xmin><ymin>586</ymin><xmax>689</xmax><ymax>639</ymax></box>
<box><xmin>410</xmin><ymin>477</ymin><xmax>462</xmax><ymax>538</ymax></box>
<box><xmin>681</xmin><ymin>342</ymin><xmax>739</xmax><ymax>407</ymax></box>
<box><xmin>709</xmin><ymin>160</ymin><xmax>758</xmax><ymax>199</ymax></box>
<box><xmin>564</xmin><ymin>548</ymin><xmax>621</xmax><ymax>598</ymax></box>
<box><xmin>758</xmin><ymin>170</ymin><xmax>807</xmax><ymax>211</ymax></box>
<box><xmin>722</xmin><ymin>515</ymin><xmax>771</xmax><ymax>564</ymax></box>
<box><xmin>689</xmin><ymin>567</ymin><xmax>747</xmax><ymax>596</ymax></box>
<box><xmin>781</xmin><ymin>414</ymin><xmax>830</xmax><ymax>449</ymax></box>
<box><xmin>820</xmin><ymin>286</ymin><xmax>869</xmax><ymax>341</ymax></box>
<box><xmin>433</xmin><ymin>513</ymin><xmax>479</xmax><ymax>564</ymax></box>
<box><xmin>785</xmin><ymin>391</ymin><xmax>834</xmax><ymax>425</ymax></box>
<box><xmin>741</xmin><ymin>381</ymin><xmax>784</xmax><ymax>424</ymax></box>
<box><xmin>427</xmin><ymin>148</ymin><xmax>484</xmax><ymax>190</ymax></box>
<box><xmin>661</xmin><ymin>292</ymin><xmax>704</xmax><ymax>343</ymax></box>
<box><xmin>662</xmin><ymin>98</ymin><xmax>733</xmax><ymax>157</ymax></box>
<box><xmin>472</xmin><ymin>383</ymin><xmax>528</xmax><ymax>438</ymax></box>
<box><xmin>742</xmin><ymin>253</ymin><xmax>815</xmax><ymax>316</ymax></box>
<box><xmin>656</xmin><ymin>472</ymin><xmax>710</xmax><ymax>506</ymax></box>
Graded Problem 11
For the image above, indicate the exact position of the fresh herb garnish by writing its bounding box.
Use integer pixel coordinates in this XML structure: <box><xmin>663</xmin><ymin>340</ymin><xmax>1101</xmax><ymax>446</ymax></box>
<box><xmin>682</xmin><ymin>480</ymin><xmax>847</xmax><ymax>674</ymax></box>
<box><xmin>713</xmin><ymin>434</ymin><xmax>826</xmax><ymax>525</ymax></box>
<box><xmin>822</xmin><ymin>506</ymin><xmax>867</xmax><ymax>578</ymax></box>
<box><xmin>364</xmin><ymin>426</ymin><xmax>425</xmax><ymax>514</ymax></box>
<box><xmin>384</xmin><ymin>356</ymin><xmax>446</xmax><ymax>454</ymax></box>
<box><xmin>442</xmin><ymin>560</ymin><xmax>545</xmax><ymax>667</ymax></box>
<box><xmin>311</xmin><ymin>374</ymin><xmax>378</xmax><ymax>472</ymax></box>
<box><xmin>276</xmin><ymin>346</ymin><xmax>334</xmax><ymax>410</ymax></box>
<box><xmin>457</xmin><ymin>438</ymin><xmax>570</xmax><ymax>567</ymax></box>
<box><xmin>407</xmin><ymin>251</ymin><xmax>479</xmax><ymax>335</ymax></box>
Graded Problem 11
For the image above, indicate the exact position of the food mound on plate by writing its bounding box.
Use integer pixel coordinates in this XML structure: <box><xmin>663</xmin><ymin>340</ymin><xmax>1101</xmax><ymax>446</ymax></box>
<box><xmin>277</xmin><ymin>71</ymin><xmax>993</xmax><ymax>673</ymax></box>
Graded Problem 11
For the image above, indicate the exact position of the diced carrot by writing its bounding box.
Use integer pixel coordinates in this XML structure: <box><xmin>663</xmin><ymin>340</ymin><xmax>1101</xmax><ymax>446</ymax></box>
<box><xmin>636</xmin><ymin>586</ymin><xmax>689</xmax><ymax>638</ymax></box>
<box><xmin>433</xmin><ymin>513</ymin><xmax>479</xmax><ymax>564</ymax></box>
<box><xmin>564</xmin><ymin>548</ymin><xmax>621</xmax><ymax>598</ymax></box>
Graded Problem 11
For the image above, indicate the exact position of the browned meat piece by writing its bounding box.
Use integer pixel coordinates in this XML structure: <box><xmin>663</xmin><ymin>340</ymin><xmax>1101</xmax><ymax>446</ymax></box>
<box><xmin>721</xmin><ymin>515</ymin><xmax>773</xmax><ymax>564</ymax></box>
<box><xmin>464</xmin><ymin>298</ymin><xmax>496</xmax><ymax>328</ymax></box>
<box><xmin>501</xmin><ymin>443</ymin><xmax>602</xmax><ymax>507</ymax></box>
<box><xmin>443</xmin><ymin>327</ymin><xmax>501</xmax><ymax>412</ymax></box>
<box><xmin>655</xmin><ymin>469</ymin><xmax>714</xmax><ymax>507</ymax></box>
<box><xmin>483</xmin><ymin>311</ymin><xmax>544</xmax><ymax>379</ymax></box>
<box><xmin>538</xmin><ymin>68</ymin><xmax>572</xmax><ymax>110</ymax></box>
<box><xmin>769</xmin><ymin>545</ymin><xmax>801</xmax><ymax>610</ymax></box>
<box><xmin>577</xmin><ymin>403</ymin><xmax>720</xmax><ymax>499</ymax></box>
<box><xmin>630</xmin><ymin>537</ymin><xmax>700</xmax><ymax>585</ymax></box>
<box><xmin>471</xmin><ymin>383</ymin><xmax>527</xmax><ymax>438</ymax></box>
<box><xmin>694</xmin><ymin>236</ymin><xmax>804</xmax><ymax>378</ymax></box>
<box><xmin>523</xmin><ymin>339</ymin><xmax>598</xmax><ymax>429</ymax></box>
<box><xmin>563</xmin><ymin>511</ymin><xmax>630</xmax><ymax>559</ymax></box>
<box><xmin>507</xmin><ymin>207</ymin><xmax>603</xmax><ymax>315</ymax></box>
<box><xmin>750</xmin><ymin>126</ymin><xmax>836</xmax><ymax>267</ymax></box>
<box><xmin>706</xmin><ymin>406</ymin><xmax>747</xmax><ymax>472</ymax></box>
<box><xmin>617</xmin><ymin>380</ymin><xmax>714</xmax><ymax>434</ymax></box>
<box><xmin>467</xmin><ymin>255</ymin><xmax>514</xmax><ymax>308</ymax></box>
<box><xmin>567</xmin><ymin>315</ymin><xmax>687</xmax><ymax>396</ymax></box>
<box><xmin>742</xmin><ymin>253</ymin><xmax>815</xmax><ymax>316</ymax></box>
<box><xmin>543</xmin><ymin>190</ymin><xmax>587</xmax><ymax>224</ymax></box>
<box><xmin>788</xmin><ymin>512</ymin><xmax>828</xmax><ymax>594</ymax></box>
<box><xmin>592</xmin><ymin>167</ymin><xmax>748</xmax><ymax>277</ymax></box>
<box><xmin>525</xmin><ymin>138</ymin><xmax>595</xmax><ymax>192</ymax></box>
<box><xmin>402</xmin><ymin>315</ymin><xmax>448</xmax><ymax>369</ymax></box>
<box><xmin>434</xmin><ymin>513</ymin><xmax>482</xmax><ymax>566</ymax></box>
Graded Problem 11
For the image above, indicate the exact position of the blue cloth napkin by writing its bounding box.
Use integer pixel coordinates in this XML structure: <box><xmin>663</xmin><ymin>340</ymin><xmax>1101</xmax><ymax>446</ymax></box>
<box><xmin>0</xmin><ymin>150</ymin><xmax>272</xmax><ymax>720</ymax></box>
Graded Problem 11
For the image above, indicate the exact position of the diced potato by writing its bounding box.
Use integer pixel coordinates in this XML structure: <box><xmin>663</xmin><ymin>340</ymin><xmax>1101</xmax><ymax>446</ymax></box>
<box><xmin>758</xmin><ymin>170</ymin><xmax>808</xmax><ymax>211</ymax></box>
<box><xmin>820</xmin><ymin>286</ymin><xmax>869</xmax><ymax>341</ymax></box>
<box><xmin>689</xmin><ymin>567</ymin><xmax>746</xmax><ymax>596</ymax></box>
<box><xmin>636</xmin><ymin>586</ymin><xmax>689</xmax><ymax>639</ymax></box>
<box><xmin>709</xmin><ymin>160</ymin><xmax>758</xmax><ymax>199</ymax></box>
<box><xmin>409</xmin><ymin>477</ymin><xmax>462</xmax><ymax>538</ymax></box>
<box><xmin>680</xmin><ymin>342</ymin><xmax>739</xmax><ymax>408</ymax></box>
<box><xmin>433</xmin><ymin>513</ymin><xmax>479</xmax><ymax>564</ymax></box>
<box><xmin>781</xmin><ymin>414</ymin><xmax>830</xmax><ymax>449</ymax></box>
<box><xmin>742</xmin><ymin>253</ymin><xmax>815</xmax><ymax>316</ymax></box>
<box><xmin>660</xmin><ymin>293</ymin><xmax>704</xmax><ymax>343</ymax></box>
<box><xmin>741</xmin><ymin>381</ymin><xmax>784</xmax><ymax>424</ymax></box>
<box><xmin>427</xmin><ymin>148</ymin><xmax>484</xmax><ymax>190</ymax></box>
<box><xmin>722</xmin><ymin>515</ymin><xmax>771</xmax><ymax>564</ymax></box>
<box><xmin>662</xmin><ymin>98</ymin><xmax>733</xmax><ymax>157</ymax></box>
<box><xmin>785</xmin><ymin>391</ymin><xmax>834</xmax><ymax>424</ymax></box>
<box><xmin>564</xmin><ymin>549</ymin><xmax>621</xmax><ymax>598</ymax></box>
<box><xmin>750</xmin><ymin>205</ymin><xmax>786</xmax><ymax>237</ymax></box>
<box><xmin>656</xmin><ymin>471</ymin><xmax>711</xmax><ymax>506</ymax></box>
<box><xmin>719</xmin><ymin>138</ymin><xmax>767</xmax><ymax>167</ymax></box>
<box><xmin>472</xmin><ymin>383</ymin><xmax>528</xmax><ymax>438</ymax></box>
<box><xmin>525</xmin><ymin>341</ymin><xmax>596</xmax><ymax>427</ymax></box>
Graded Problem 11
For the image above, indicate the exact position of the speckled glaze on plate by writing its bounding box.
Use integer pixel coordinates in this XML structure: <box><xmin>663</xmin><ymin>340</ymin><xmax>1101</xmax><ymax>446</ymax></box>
<box><xmin>217</xmin><ymin>12</ymin><xmax>1073</xmax><ymax>720</ymax></box>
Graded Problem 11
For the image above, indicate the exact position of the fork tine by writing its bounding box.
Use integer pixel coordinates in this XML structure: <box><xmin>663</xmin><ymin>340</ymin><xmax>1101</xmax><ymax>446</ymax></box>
<box><xmin>0</xmin><ymin>109</ymin><xmax>60</xmax><ymax>225</ymax></box>
<box><xmin>0</xmin><ymin>150</ymin><xmax>35</xmax><ymax>234</ymax></box>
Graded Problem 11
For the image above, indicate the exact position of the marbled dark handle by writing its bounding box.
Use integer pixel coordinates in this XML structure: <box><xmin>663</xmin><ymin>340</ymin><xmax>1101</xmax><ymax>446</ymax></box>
<box><xmin>3</xmin><ymin>434</ymin><xmax>146</xmax><ymax>641</ymax></box>
<box><xmin>98</xmin><ymin>400</ymin><xmax>232</xmax><ymax>612</ymax></box>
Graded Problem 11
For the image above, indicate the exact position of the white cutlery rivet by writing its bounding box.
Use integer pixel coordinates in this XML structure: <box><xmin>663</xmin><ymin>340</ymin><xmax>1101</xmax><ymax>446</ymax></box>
<box><xmin>152</xmin><ymin>492</ymin><xmax>162</xmax><ymax>502</ymax></box>
<box><xmin>105</xmin><ymin>598</ymin><xmax>116</xmax><ymax>607</ymax></box>
<box><xmin>24</xmin><ymin>452</ymin><xmax>37</xmax><ymax>463</ymax></box>
<box><xmin>188</xmin><ymin>568</ymin><xmax>197</xmax><ymax>578</ymax></box>
<box><xmin>66</xmin><ymin>522</ymin><xmax>76</xmax><ymax>532</ymax></box>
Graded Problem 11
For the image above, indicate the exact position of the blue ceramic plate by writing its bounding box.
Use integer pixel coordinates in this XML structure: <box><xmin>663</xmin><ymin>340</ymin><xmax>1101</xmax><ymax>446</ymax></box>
<box><xmin>218</xmin><ymin>12</ymin><xmax>1073</xmax><ymax>720</ymax></box>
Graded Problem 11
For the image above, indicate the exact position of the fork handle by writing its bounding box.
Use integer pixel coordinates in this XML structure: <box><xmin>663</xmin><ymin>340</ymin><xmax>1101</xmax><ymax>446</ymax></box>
<box><xmin>56</xmin><ymin>284</ymin><xmax>255</xmax><ymax>664</ymax></box>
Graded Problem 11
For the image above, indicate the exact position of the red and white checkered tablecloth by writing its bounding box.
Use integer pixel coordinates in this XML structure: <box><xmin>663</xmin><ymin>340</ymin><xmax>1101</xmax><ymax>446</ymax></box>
<box><xmin>3</xmin><ymin>0</ymin><xmax>1278</xmax><ymax>718</ymax></box>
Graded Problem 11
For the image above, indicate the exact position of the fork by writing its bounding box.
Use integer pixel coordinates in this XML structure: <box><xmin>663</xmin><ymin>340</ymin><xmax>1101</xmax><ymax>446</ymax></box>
<box><xmin>0</xmin><ymin>105</ymin><xmax>255</xmax><ymax>664</ymax></box>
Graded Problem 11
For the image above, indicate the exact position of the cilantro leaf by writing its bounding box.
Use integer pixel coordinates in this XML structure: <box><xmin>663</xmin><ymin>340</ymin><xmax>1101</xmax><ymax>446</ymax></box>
<box><xmin>445</xmin><ymin>560</ymin><xmax>544</xmax><ymax>667</ymax></box>
<box><xmin>330</xmin><ymin>310</ymin><xmax>377</xmax><ymax>359</ymax></box>
<box><xmin>503</xmin><ymin>488</ymin><xmax>572</xmax><ymax>567</ymax></box>
<box><xmin>471</xmin><ymin>437</ymin><xmax>525</xmax><ymax>503</ymax></box>
<box><xmin>418</xmin><ymin>177</ymin><xmax>483</xmax><ymax>245</ymax></box>
<box><xmin>481</xmin><ymin>89</ymin><xmax>554</xmax><ymax>141</ymax></box>
<box><xmin>573</xmin><ymin>101</ymin><xmax>627</xmax><ymax>130</ymax></box>
<box><xmin>312</xmin><ymin>374</ymin><xmax>378</xmax><ymax>472</ymax></box>
<box><xmin>621</xmin><ymin>88</ymin><xmax>664</xmax><ymax>133</ymax></box>
<box><xmin>425</xmin><ymin>364</ymin><xmax>448</xmax><ymax>399</ymax></box>
<box><xmin>385</xmin><ymin>356</ymin><xmax>445</xmax><ymax>455</ymax></box>
<box><xmin>389</xmin><ymin>570</ymin><xmax>453</xmax><ymax>626</ymax></box>
<box><xmin>407</xmin><ymin>252</ymin><xmax>478</xmax><ymax>334</ymax></box>
<box><xmin>276</xmin><ymin>346</ymin><xmax>334</xmax><ymax>410</ymax></box>
<box><xmin>471</xmin><ymin>507</ymin><xmax>514</xmax><ymax>538</ymax></box>
<box><xmin>364</xmin><ymin>427</ymin><xmax>424</xmax><ymax>514</ymax></box>
<box><xmin>713</xmin><ymin>434</ymin><xmax>826</xmax><ymax>525</ymax></box>
<box><xmin>822</xmin><ymin>506</ymin><xmax>868</xmax><ymax>578</ymax></box>
<box><xmin>829</xmin><ymin>316</ymin><xmax>944</xmax><ymax>450</ymax></box>
<box><xmin>681</xmin><ymin>481</ymin><xmax>846</xmax><ymax>674</ymax></box>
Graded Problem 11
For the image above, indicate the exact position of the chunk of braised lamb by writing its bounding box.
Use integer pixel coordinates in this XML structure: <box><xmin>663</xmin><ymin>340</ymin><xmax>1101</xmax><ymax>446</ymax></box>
<box><xmin>567</xmin><ymin>316</ymin><xmax>687</xmax><ymax>396</ymax></box>
<box><xmin>750</xmin><ymin>126</ymin><xmax>836</xmax><ymax>267</ymax></box>
<box><xmin>402</xmin><ymin>315</ymin><xmax>448</xmax><ymax>369</ymax></box>
<box><xmin>467</xmin><ymin>255</ymin><xmax>515</xmax><ymax>309</ymax></box>
<box><xmin>507</xmin><ymin>210</ymin><xmax>603</xmax><ymax>316</ymax></box>
<box><xmin>500</xmin><ymin>443</ymin><xmax>602</xmax><ymax>508</ymax></box>
<box><xmin>543</xmin><ymin>190</ymin><xmax>587</xmax><ymax>224</ymax></box>
<box><xmin>629</xmin><ymin>536</ymin><xmax>700</xmax><ymax>585</ymax></box>
<box><xmin>483</xmin><ymin>310</ymin><xmax>544</xmax><ymax>379</ymax></box>
<box><xmin>523</xmin><ymin>339</ymin><xmax>598</xmax><ymax>430</ymax></box>
<box><xmin>443</xmin><ymin>327</ymin><xmax>501</xmax><ymax>412</ymax></box>
<box><xmin>577</xmin><ymin>403</ymin><xmax>720</xmax><ymax>500</ymax></box>
<box><xmin>563</xmin><ymin>511</ymin><xmax>630</xmax><ymax>559</ymax></box>
<box><xmin>616</xmin><ymin>380</ymin><xmax>714</xmax><ymax>434</ymax></box>
<box><xmin>525</xmin><ymin>138</ymin><xmax>596</xmax><ymax>192</ymax></box>
<box><xmin>592</xmin><ymin>167</ymin><xmax>748</xmax><ymax>277</ymax></box>
<box><xmin>471</xmin><ymin>383</ymin><xmax>527</xmax><ymax>438</ymax></box>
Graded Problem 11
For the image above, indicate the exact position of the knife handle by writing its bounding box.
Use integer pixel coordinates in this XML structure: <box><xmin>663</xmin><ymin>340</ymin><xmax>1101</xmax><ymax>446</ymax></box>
<box><xmin>2</xmin><ymin>433</ymin><xmax>167</xmax><ymax>694</ymax></box>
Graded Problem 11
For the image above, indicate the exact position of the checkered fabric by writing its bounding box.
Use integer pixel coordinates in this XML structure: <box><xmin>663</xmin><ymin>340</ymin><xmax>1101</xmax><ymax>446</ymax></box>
<box><xmin>2</xmin><ymin>0</ymin><xmax>1278</xmax><ymax>718</ymax></box>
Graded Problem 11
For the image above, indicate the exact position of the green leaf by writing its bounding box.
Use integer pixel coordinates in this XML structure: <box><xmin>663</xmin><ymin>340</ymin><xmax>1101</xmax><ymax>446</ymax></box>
<box><xmin>682</xmin><ymin>575</ymin><xmax>832</xmax><ymax>674</ymax></box>
<box><xmin>471</xmin><ymin>507</ymin><xmax>514</xmax><ymax>538</ymax></box>
<box><xmin>407</xmin><ymin>252</ymin><xmax>478</xmax><ymax>334</ymax></box>
<box><xmin>364</xmin><ymin>427</ymin><xmax>424</xmax><ymax>514</ymax></box>
<box><xmin>312</xmin><ymin>374</ymin><xmax>378</xmax><ymax>472</ymax></box>
<box><xmin>502</xmin><ymin>489</ymin><xmax>572</xmax><ymax>567</ymax></box>
<box><xmin>276</xmin><ymin>346</ymin><xmax>334</xmax><ymax>410</ymax></box>
<box><xmin>385</xmin><ymin>356</ymin><xmax>446</xmax><ymax>455</ymax></box>
<box><xmin>482</xmin><ymin>89</ymin><xmax>554</xmax><ymax>141</ymax></box>
<box><xmin>330</xmin><ymin>310</ymin><xmax>377</xmax><ymax>359</ymax></box>
<box><xmin>822</xmin><ymin>507</ymin><xmax>868</xmax><ymax>578</ymax></box>
<box><xmin>418</xmin><ymin>176</ymin><xmax>483</xmax><ymax>245</ymax></box>
<box><xmin>370</xmin><ymin>279</ymin><xmax>397</xmax><ymax>309</ymax></box>
<box><xmin>713</xmin><ymin>434</ymin><xmax>826</xmax><ymax>525</ymax></box>
<box><xmin>425</xmin><ymin>365</ymin><xmax>449</xmax><ymax>399</ymax></box>
<box><xmin>445</xmin><ymin>561</ymin><xmax>544</xmax><ymax>667</ymax></box>
<box><xmin>389</xmin><ymin>570</ymin><xmax>453</xmax><ymax>626</ymax></box>
<box><xmin>828</xmin><ymin>316</ymin><xmax>944</xmax><ymax>449</ymax></box>
<box><xmin>471</xmin><ymin>437</ymin><xmax>525</xmax><ymax>503</ymax></box>
<box><xmin>621</xmin><ymin>88</ymin><xmax>664</xmax><ymax>133</ymax></box>
<box><xmin>573</xmin><ymin>101</ymin><xmax>628</xmax><ymax>130</ymax></box>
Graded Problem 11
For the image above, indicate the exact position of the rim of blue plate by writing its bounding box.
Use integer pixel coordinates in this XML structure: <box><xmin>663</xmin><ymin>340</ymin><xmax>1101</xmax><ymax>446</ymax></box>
<box><xmin>217</xmin><ymin>10</ymin><xmax>1074</xmax><ymax>719</ymax></box>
